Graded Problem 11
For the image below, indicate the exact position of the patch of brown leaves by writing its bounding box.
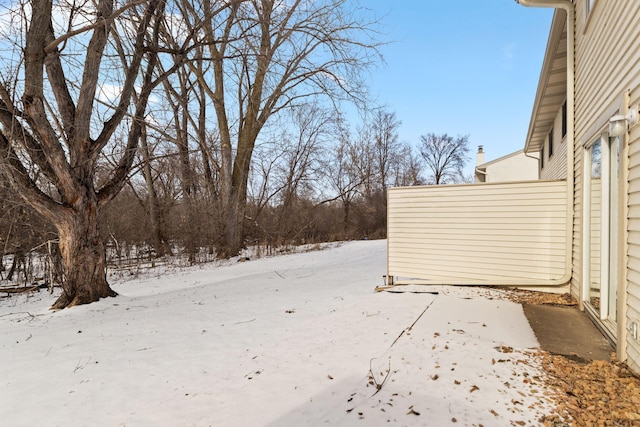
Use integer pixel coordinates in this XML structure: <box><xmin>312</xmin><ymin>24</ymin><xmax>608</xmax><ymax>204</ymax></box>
<box><xmin>494</xmin><ymin>288</ymin><xmax>639</xmax><ymax>426</ymax></box>
<box><xmin>539</xmin><ymin>354</ymin><xmax>640</xmax><ymax>426</ymax></box>
<box><xmin>497</xmin><ymin>288</ymin><xmax>577</xmax><ymax>306</ymax></box>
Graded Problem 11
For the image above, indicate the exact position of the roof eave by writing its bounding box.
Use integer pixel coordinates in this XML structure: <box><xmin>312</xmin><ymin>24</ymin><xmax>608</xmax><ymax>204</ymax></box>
<box><xmin>524</xmin><ymin>9</ymin><xmax>568</xmax><ymax>154</ymax></box>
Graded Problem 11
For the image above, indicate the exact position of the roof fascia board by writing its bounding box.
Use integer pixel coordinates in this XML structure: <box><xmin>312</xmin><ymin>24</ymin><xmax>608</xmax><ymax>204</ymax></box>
<box><xmin>524</xmin><ymin>9</ymin><xmax>567</xmax><ymax>153</ymax></box>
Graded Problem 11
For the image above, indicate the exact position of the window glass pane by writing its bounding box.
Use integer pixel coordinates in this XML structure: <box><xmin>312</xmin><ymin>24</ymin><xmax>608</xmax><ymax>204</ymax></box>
<box><xmin>591</xmin><ymin>139</ymin><xmax>601</xmax><ymax>178</ymax></box>
<box><xmin>589</xmin><ymin>139</ymin><xmax>602</xmax><ymax>310</ymax></box>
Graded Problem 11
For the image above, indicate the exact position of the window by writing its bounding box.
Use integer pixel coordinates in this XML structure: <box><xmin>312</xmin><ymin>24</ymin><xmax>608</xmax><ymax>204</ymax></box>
<box><xmin>541</xmin><ymin>147</ymin><xmax>545</xmax><ymax>169</ymax></box>
<box><xmin>548</xmin><ymin>128</ymin><xmax>554</xmax><ymax>157</ymax></box>
<box><xmin>590</xmin><ymin>138</ymin><xmax>601</xmax><ymax>178</ymax></box>
<box><xmin>585</xmin><ymin>0</ymin><xmax>598</xmax><ymax>30</ymax></box>
<box><xmin>562</xmin><ymin>101</ymin><xmax>567</xmax><ymax>138</ymax></box>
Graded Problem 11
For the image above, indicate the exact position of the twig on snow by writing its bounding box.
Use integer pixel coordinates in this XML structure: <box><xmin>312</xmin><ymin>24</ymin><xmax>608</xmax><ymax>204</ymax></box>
<box><xmin>369</xmin><ymin>358</ymin><xmax>392</xmax><ymax>396</ymax></box>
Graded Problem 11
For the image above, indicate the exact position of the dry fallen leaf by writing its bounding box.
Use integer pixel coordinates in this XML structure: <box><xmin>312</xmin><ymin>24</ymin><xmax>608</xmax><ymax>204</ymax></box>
<box><xmin>407</xmin><ymin>407</ymin><xmax>420</xmax><ymax>416</ymax></box>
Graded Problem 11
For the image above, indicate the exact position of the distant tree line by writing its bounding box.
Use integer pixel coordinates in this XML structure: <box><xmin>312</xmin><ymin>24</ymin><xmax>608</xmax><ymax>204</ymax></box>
<box><xmin>2</xmin><ymin>109</ymin><xmax>471</xmax><ymax>268</ymax></box>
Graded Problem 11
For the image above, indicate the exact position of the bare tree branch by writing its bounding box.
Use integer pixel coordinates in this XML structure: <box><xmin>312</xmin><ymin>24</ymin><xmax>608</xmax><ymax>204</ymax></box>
<box><xmin>419</xmin><ymin>133</ymin><xmax>470</xmax><ymax>185</ymax></box>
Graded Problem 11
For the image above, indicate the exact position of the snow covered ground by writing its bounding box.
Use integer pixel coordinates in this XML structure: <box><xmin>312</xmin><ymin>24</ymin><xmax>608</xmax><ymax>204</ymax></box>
<box><xmin>0</xmin><ymin>240</ymin><xmax>556</xmax><ymax>426</ymax></box>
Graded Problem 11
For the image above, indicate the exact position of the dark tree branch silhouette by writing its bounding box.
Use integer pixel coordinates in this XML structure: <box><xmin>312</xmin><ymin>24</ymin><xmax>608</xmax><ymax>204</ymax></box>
<box><xmin>419</xmin><ymin>133</ymin><xmax>470</xmax><ymax>185</ymax></box>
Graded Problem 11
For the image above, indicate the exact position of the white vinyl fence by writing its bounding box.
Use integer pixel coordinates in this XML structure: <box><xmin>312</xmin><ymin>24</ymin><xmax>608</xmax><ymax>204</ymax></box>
<box><xmin>387</xmin><ymin>180</ymin><xmax>569</xmax><ymax>286</ymax></box>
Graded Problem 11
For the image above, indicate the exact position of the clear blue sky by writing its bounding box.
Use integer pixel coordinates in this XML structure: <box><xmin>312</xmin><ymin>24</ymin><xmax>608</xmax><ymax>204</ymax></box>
<box><xmin>364</xmin><ymin>1</ymin><xmax>554</xmax><ymax>165</ymax></box>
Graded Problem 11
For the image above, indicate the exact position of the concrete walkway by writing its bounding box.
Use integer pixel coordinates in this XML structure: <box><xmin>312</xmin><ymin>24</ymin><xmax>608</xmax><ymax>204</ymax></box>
<box><xmin>522</xmin><ymin>303</ymin><xmax>613</xmax><ymax>361</ymax></box>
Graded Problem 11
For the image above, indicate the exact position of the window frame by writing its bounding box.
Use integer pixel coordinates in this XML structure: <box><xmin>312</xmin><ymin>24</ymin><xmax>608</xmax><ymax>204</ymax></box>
<box><xmin>586</xmin><ymin>0</ymin><xmax>596</xmax><ymax>16</ymax></box>
<box><xmin>584</xmin><ymin>0</ymin><xmax>598</xmax><ymax>31</ymax></box>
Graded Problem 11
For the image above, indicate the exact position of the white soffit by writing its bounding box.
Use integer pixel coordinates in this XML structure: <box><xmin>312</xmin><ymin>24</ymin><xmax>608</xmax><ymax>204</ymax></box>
<box><xmin>525</xmin><ymin>10</ymin><xmax>568</xmax><ymax>153</ymax></box>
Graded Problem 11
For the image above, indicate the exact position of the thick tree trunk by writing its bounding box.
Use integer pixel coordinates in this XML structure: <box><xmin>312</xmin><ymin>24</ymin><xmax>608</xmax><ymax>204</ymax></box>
<box><xmin>219</xmin><ymin>189</ymin><xmax>246</xmax><ymax>258</ymax></box>
<box><xmin>51</xmin><ymin>196</ymin><xmax>116</xmax><ymax>310</ymax></box>
<box><xmin>218</xmin><ymin>130</ymin><xmax>254</xmax><ymax>258</ymax></box>
<box><xmin>342</xmin><ymin>199</ymin><xmax>351</xmax><ymax>236</ymax></box>
<box><xmin>6</xmin><ymin>252</ymin><xmax>24</xmax><ymax>282</ymax></box>
<box><xmin>146</xmin><ymin>184</ymin><xmax>172</xmax><ymax>258</ymax></box>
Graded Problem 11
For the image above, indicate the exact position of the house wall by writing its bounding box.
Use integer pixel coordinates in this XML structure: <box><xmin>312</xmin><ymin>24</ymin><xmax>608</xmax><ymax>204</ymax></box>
<box><xmin>573</xmin><ymin>0</ymin><xmax>640</xmax><ymax>372</ymax></box>
<box><xmin>484</xmin><ymin>152</ymin><xmax>539</xmax><ymax>182</ymax></box>
<box><xmin>626</xmin><ymin>88</ymin><xmax>640</xmax><ymax>373</ymax></box>
<box><xmin>540</xmin><ymin>109</ymin><xmax>568</xmax><ymax>180</ymax></box>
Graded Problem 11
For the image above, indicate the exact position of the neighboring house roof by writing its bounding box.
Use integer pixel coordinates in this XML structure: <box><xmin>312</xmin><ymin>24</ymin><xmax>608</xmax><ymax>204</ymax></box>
<box><xmin>476</xmin><ymin>149</ymin><xmax>532</xmax><ymax>170</ymax></box>
<box><xmin>524</xmin><ymin>9</ymin><xmax>567</xmax><ymax>154</ymax></box>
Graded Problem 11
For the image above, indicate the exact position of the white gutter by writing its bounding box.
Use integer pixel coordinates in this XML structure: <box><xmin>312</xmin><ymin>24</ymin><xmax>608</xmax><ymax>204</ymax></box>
<box><xmin>523</xmin><ymin>150</ymin><xmax>541</xmax><ymax>177</ymax></box>
<box><xmin>516</xmin><ymin>0</ymin><xmax>575</xmax><ymax>288</ymax></box>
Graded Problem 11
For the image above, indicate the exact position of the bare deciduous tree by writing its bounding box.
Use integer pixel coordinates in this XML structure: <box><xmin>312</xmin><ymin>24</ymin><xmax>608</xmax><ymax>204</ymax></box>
<box><xmin>138</xmin><ymin>123</ymin><xmax>174</xmax><ymax>257</ymax></box>
<box><xmin>419</xmin><ymin>133</ymin><xmax>470</xmax><ymax>185</ymax></box>
<box><xmin>370</xmin><ymin>109</ymin><xmax>401</xmax><ymax>191</ymax></box>
<box><xmin>391</xmin><ymin>143</ymin><xmax>424</xmax><ymax>187</ymax></box>
<box><xmin>325</xmin><ymin>120</ymin><xmax>366</xmax><ymax>235</ymax></box>
<box><xmin>189</xmin><ymin>0</ymin><xmax>381</xmax><ymax>257</ymax></box>
<box><xmin>272</xmin><ymin>105</ymin><xmax>333</xmax><ymax>239</ymax></box>
<box><xmin>0</xmin><ymin>0</ymin><xmax>182</xmax><ymax>308</ymax></box>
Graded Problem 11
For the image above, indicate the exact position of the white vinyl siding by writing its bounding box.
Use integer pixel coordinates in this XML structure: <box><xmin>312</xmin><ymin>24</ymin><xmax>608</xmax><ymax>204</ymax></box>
<box><xmin>387</xmin><ymin>180</ymin><xmax>568</xmax><ymax>285</ymax></box>
<box><xmin>627</xmin><ymin>99</ymin><xmax>640</xmax><ymax>373</ymax></box>
<box><xmin>574</xmin><ymin>0</ymin><xmax>640</xmax><ymax>372</ymax></box>
<box><xmin>572</xmin><ymin>145</ymin><xmax>584</xmax><ymax>300</ymax></box>
<box><xmin>541</xmin><ymin>109</ymin><xmax>568</xmax><ymax>180</ymax></box>
<box><xmin>482</xmin><ymin>151</ymin><xmax>539</xmax><ymax>183</ymax></box>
